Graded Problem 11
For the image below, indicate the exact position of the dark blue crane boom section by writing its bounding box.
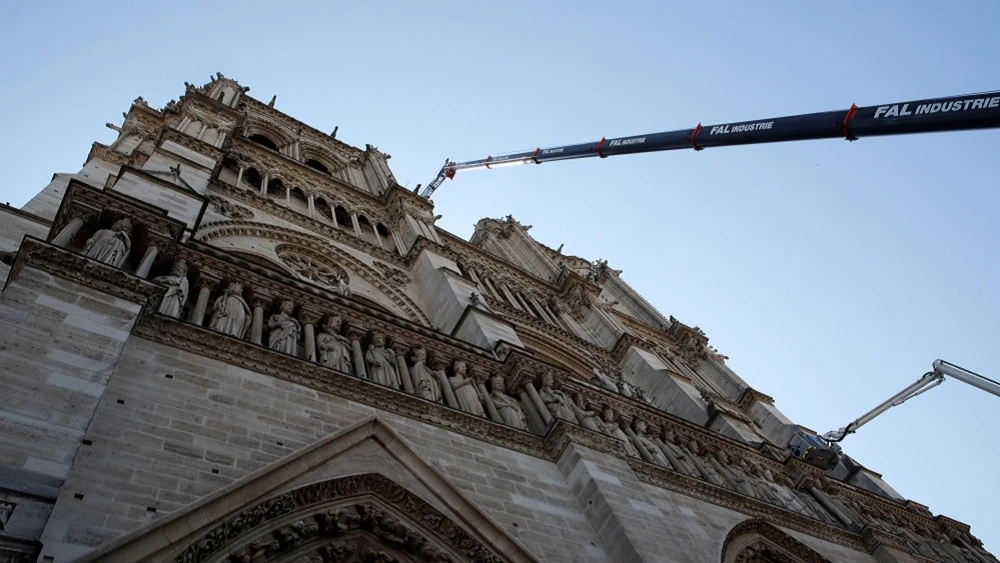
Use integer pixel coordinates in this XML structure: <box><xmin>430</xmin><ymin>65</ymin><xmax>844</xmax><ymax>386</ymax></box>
<box><xmin>419</xmin><ymin>91</ymin><xmax>1000</xmax><ymax>198</ymax></box>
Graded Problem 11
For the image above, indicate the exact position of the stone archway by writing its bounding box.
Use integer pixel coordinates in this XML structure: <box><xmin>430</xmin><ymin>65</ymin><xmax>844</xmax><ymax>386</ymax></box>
<box><xmin>169</xmin><ymin>474</ymin><xmax>499</xmax><ymax>563</ymax></box>
<box><xmin>721</xmin><ymin>519</ymin><xmax>834</xmax><ymax>563</ymax></box>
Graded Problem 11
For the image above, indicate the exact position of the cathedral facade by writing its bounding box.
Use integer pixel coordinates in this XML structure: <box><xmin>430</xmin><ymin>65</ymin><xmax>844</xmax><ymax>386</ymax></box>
<box><xmin>0</xmin><ymin>75</ymin><xmax>993</xmax><ymax>563</ymax></box>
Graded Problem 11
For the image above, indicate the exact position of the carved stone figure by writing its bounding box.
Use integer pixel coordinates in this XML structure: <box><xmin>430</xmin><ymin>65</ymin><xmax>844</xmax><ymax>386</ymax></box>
<box><xmin>490</xmin><ymin>376</ymin><xmax>527</xmax><ymax>430</ymax></box>
<box><xmin>659</xmin><ymin>430</ymin><xmax>701</xmax><ymax>478</ymax></box>
<box><xmin>366</xmin><ymin>332</ymin><xmax>401</xmax><ymax>389</ymax></box>
<box><xmin>571</xmin><ymin>395</ymin><xmax>604</xmax><ymax>432</ymax></box>
<box><xmin>83</xmin><ymin>217</ymin><xmax>132</xmax><ymax>268</ymax></box>
<box><xmin>601</xmin><ymin>407</ymin><xmax>639</xmax><ymax>457</ymax></box>
<box><xmin>449</xmin><ymin>360</ymin><xmax>484</xmax><ymax>417</ymax></box>
<box><xmin>209</xmin><ymin>282</ymin><xmax>252</xmax><ymax>338</ymax></box>
<box><xmin>538</xmin><ymin>372</ymin><xmax>577</xmax><ymax>422</ymax></box>
<box><xmin>710</xmin><ymin>450</ymin><xmax>755</xmax><ymax>497</ymax></box>
<box><xmin>152</xmin><ymin>259</ymin><xmax>188</xmax><ymax>318</ymax></box>
<box><xmin>317</xmin><ymin>316</ymin><xmax>352</xmax><ymax>372</ymax></box>
<box><xmin>267</xmin><ymin>300</ymin><xmax>301</xmax><ymax>355</ymax></box>
<box><xmin>410</xmin><ymin>347</ymin><xmax>441</xmax><ymax>402</ymax></box>
<box><xmin>335</xmin><ymin>270</ymin><xmax>351</xmax><ymax>298</ymax></box>
<box><xmin>633</xmin><ymin>420</ymin><xmax>670</xmax><ymax>467</ymax></box>
<box><xmin>592</xmin><ymin>369</ymin><xmax>621</xmax><ymax>393</ymax></box>
<box><xmin>685</xmin><ymin>439</ymin><xmax>728</xmax><ymax>487</ymax></box>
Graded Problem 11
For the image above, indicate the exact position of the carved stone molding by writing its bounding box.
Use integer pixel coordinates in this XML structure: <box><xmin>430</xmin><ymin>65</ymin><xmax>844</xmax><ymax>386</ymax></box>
<box><xmin>208</xmin><ymin>195</ymin><xmax>254</xmax><ymax>219</ymax></box>
<box><xmin>168</xmin><ymin>474</ymin><xmax>505</xmax><ymax>563</ymax></box>
<box><xmin>9</xmin><ymin>238</ymin><xmax>160</xmax><ymax>305</ymax></box>
<box><xmin>722</xmin><ymin>519</ymin><xmax>834</xmax><ymax>563</ymax></box>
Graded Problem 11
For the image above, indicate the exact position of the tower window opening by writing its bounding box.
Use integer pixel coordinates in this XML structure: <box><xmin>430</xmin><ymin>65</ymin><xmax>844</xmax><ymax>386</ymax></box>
<box><xmin>249</xmin><ymin>133</ymin><xmax>279</xmax><ymax>151</ymax></box>
<box><xmin>305</xmin><ymin>159</ymin><xmax>330</xmax><ymax>174</ymax></box>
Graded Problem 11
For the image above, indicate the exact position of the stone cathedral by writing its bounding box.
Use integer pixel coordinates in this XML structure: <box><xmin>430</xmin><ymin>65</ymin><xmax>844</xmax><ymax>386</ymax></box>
<box><xmin>0</xmin><ymin>74</ymin><xmax>993</xmax><ymax>563</ymax></box>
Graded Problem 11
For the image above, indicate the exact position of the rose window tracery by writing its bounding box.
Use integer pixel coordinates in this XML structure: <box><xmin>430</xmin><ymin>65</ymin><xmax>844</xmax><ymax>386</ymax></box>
<box><xmin>277</xmin><ymin>245</ymin><xmax>350</xmax><ymax>297</ymax></box>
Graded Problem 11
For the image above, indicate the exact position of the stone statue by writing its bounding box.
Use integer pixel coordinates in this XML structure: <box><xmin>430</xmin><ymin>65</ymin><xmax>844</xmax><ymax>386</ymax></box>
<box><xmin>490</xmin><ymin>376</ymin><xmax>527</xmax><ymax>430</ymax></box>
<box><xmin>744</xmin><ymin>463</ymin><xmax>782</xmax><ymax>504</ymax></box>
<box><xmin>209</xmin><ymin>282</ymin><xmax>252</xmax><ymax>339</ymax></box>
<box><xmin>601</xmin><ymin>407</ymin><xmax>639</xmax><ymax>458</ymax></box>
<box><xmin>449</xmin><ymin>361</ymin><xmax>484</xmax><ymax>416</ymax></box>
<box><xmin>152</xmin><ymin>259</ymin><xmax>188</xmax><ymax>318</ymax></box>
<box><xmin>538</xmin><ymin>372</ymin><xmax>577</xmax><ymax>422</ymax></box>
<box><xmin>365</xmin><ymin>332</ymin><xmax>400</xmax><ymax>389</ymax></box>
<box><xmin>336</xmin><ymin>270</ymin><xmax>351</xmax><ymax>298</ymax></box>
<box><xmin>591</xmin><ymin>369</ymin><xmax>621</xmax><ymax>393</ymax></box>
<box><xmin>571</xmin><ymin>395</ymin><xmax>604</xmax><ymax>432</ymax></box>
<box><xmin>685</xmin><ymin>439</ymin><xmax>729</xmax><ymax>488</ymax></box>
<box><xmin>410</xmin><ymin>347</ymin><xmax>441</xmax><ymax>402</ymax></box>
<box><xmin>83</xmin><ymin>217</ymin><xmax>132</xmax><ymax>268</ymax></box>
<box><xmin>317</xmin><ymin>316</ymin><xmax>352</xmax><ymax>372</ymax></box>
<box><xmin>267</xmin><ymin>300</ymin><xmax>301</xmax><ymax>355</ymax></box>
<box><xmin>710</xmin><ymin>450</ymin><xmax>755</xmax><ymax>497</ymax></box>
<box><xmin>633</xmin><ymin>420</ymin><xmax>670</xmax><ymax>468</ymax></box>
<box><xmin>659</xmin><ymin>430</ymin><xmax>701</xmax><ymax>478</ymax></box>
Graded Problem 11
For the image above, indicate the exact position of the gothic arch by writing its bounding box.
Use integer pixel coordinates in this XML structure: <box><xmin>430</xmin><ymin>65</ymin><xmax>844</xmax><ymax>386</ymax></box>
<box><xmin>166</xmin><ymin>474</ymin><xmax>501</xmax><ymax>563</ymax></box>
<box><xmin>245</xmin><ymin>116</ymin><xmax>294</xmax><ymax>150</ymax></box>
<box><xmin>721</xmin><ymin>519</ymin><xmax>834</xmax><ymax>563</ymax></box>
<box><xmin>196</xmin><ymin>221</ymin><xmax>431</xmax><ymax>326</ymax></box>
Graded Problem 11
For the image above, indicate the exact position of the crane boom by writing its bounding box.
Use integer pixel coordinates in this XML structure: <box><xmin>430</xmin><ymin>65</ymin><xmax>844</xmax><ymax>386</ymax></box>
<box><xmin>421</xmin><ymin>91</ymin><xmax>1000</xmax><ymax>198</ymax></box>
<box><xmin>822</xmin><ymin>359</ymin><xmax>1000</xmax><ymax>443</ymax></box>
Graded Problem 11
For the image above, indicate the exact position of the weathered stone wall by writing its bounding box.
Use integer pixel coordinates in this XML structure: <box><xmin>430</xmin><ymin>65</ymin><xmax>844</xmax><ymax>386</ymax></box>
<box><xmin>0</xmin><ymin>266</ymin><xmax>141</xmax><ymax>482</ymax></box>
<box><xmin>36</xmin><ymin>336</ymin><xmax>612</xmax><ymax>562</ymax></box>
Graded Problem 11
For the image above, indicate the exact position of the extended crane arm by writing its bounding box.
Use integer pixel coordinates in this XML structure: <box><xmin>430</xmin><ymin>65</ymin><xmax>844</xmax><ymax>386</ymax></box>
<box><xmin>822</xmin><ymin>359</ymin><xmax>1000</xmax><ymax>443</ymax></box>
<box><xmin>421</xmin><ymin>91</ymin><xmax>1000</xmax><ymax>198</ymax></box>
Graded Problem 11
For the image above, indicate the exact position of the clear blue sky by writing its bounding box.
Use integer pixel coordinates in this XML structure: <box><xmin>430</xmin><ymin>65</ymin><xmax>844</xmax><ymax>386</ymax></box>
<box><xmin>2</xmin><ymin>0</ymin><xmax>998</xmax><ymax>552</ymax></box>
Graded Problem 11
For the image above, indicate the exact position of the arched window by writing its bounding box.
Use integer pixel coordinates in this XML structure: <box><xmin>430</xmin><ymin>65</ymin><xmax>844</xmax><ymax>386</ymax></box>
<box><xmin>376</xmin><ymin>223</ymin><xmax>395</xmax><ymax>251</ymax></box>
<box><xmin>243</xmin><ymin>168</ymin><xmax>262</xmax><ymax>190</ymax></box>
<box><xmin>289</xmin><ymin>187</ymin><xmax>309</xmax><ymax>214</ymax></box>
<box><xmin>250</xmin><ymin>133</ymin><xmax>279</xmax><ymax>151</ymax></box>
<box><xmin>314</xmin><ymin>198</ymin><xmax>333</xmax><ymax>224</ymax></box>
<box><xmin>183</xmin><ymin>120</ymin><xmax>203</xmax><ymax>137</ymax></box>
<box><xmin>266</xmin><ymin>177</ymin><xmax>285</xmax><ymax>199</ymax></box>
<box><xmin>219</xmin><ymin>157</ymin><xmax>240</xmax><ymax>186</ymax></box>
<box><xmin>357</xmin><ymin>215</ymin><xmax>379</xmax><ymax>246</ymax></box>
<box><xmin>201</xmin><ymin>127</ymin><xmax>219</xmax><ymax>146</ymax></box>
<box><xmin>305</xmin><ymin>159</ymin><xmax>330</xmax><ymax>174</ymax></box>
<box><xmin>334</xmin><ymin>206</ymin><xmax>351</xmax><ymax>230</ymax></box>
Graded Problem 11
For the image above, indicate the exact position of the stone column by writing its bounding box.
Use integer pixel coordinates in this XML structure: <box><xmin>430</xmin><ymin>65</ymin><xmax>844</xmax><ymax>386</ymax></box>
<box><xmin>249</xmin><ymin>295</ymin><xmax>270</xmax><ymax>346</ymax></box>
<box><xmin>390</xmin><ymin>340</ymin><xmax>414</xmax><ymax>394</ymax></box>
<box><xmin>372</xmin><ymin>225</ymin><xmax>384</xmax><ymax>249</ymax></box>
<box><xmin>135</xmin><ymin>246</ymin><xmax>158</xmax><ymax>278</ymax></box>
<box><xmin>437</xmin><ymin>366</ymin><xmax>459</xmax><ymax>408</ymax></box>
<box><xmin>523</xmin><ymin>381</ymin><xmax>553</xmax><ymax>425</ymax></box>
<box><xmin>300</xmin><ymin>311</ymin><xmax>321</xmax><ymax>362</ymax></box>
<box><xmin>308</xmin><ymin>193</ymin><xmax>315</xmax><ymax>217</ymax></box>
<box><xmin>477</xmin><ymin>377</ymin><xmax>503</xmax><ymax>424</ymax></box>
<box><xmin>189</xmin><ymin>280</ymin><xmax>214</xmax><ymax>326</ymax></box>
<box><xmin>392</xmin><ymin>231</ymin><xmax>406</xmax><ymax>256</ymax></box>
<box><xmin>346</xmin><ymin>326</ymin><xmax>368</xmax><ymax>379</ymax></box>
<box><xmin>235</xmin><ymin>166</ymin><xmax>244</xmax><ymax>188</ymax></box>
<box><xmin>260</xmin><ymin>174</ymin><xmax>269</xmax><ymax>197</ymax></box>
<box><xmin>52</xmin><ymin>216</ymin><xmax>86</xmax><ymax>247</ymax></box>
<box><xmin>518</xmin><ymin>389</ymin><xmax>546</xmax><ymax>433</ymax></box>
<box><xmin>351</xmin><ymin>214</ymin><xmax>363</xmax><ymax>238</ymax></box>
<box><xmin>808</xmin><ymin>487</ymin><xmax>854</xmax><ymax>528</ymax></box>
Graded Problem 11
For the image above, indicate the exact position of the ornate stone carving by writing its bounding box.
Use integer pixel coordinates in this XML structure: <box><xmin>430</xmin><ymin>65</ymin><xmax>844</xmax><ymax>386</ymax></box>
<box><xmin>490</xmin><ymin>376</ymin><xmax>527</xmax><ymax>430</ymax></box>
<box><xmin>209</xmin><ymin>281</ymin><xmax>252</xmax><ymax>338</ymax></box>
<box><xmin>410</xmin><ymin>347</ymin><xmax>441</xmax><ymax>403</ymax></box>
<box><xmin>152</xmin><ymin>259</ymin><xmax>189</xmax><ymax>318</ymax></box>
<box><xmin>366</xmin><ymin>332</ymin><xmax>401</xmax><ymax>389</ymax></box>
<box><xmin>450</xmin><ymin>360</ymin><xmax>485</xmax><ymax>417</ymax></box>
<box><xmin>208</xmin><ymin>194</ymin><xmax>254</xmax><ymax>219</ymax></box>
<box><xmin>317</xmin><ymin>316</ymin><xmax>352</xmax><ymax>373</ymax></box>
<box><xmin>277</xmin><ymin>245</ymin><xmax>350</xmax><ymax>295</ymax></box>
<box><xmin>170</xmin><ymin>474</ymin><xmax>505</xmax><ymax>563</ymax></box>
<box><xmin>372</xmin><ymin>261</ymin><xmax>410</xmax><ymax>287</ymax></box>
<box><xmin>83</xmin><ymin>217</ymin><xmax>133</xmax><ymax>268</ymax></box>
<box><xmin>268</xmin><ymin>299</ymin><xmax>301</xmax><ymax>355</ymax></box>
<box><xmin>0</xmin><ymin>502</ymin><xmax>13</xmax><ymax>530</ymax></box>
<box><xmin>538</xmin><ymin>372</ymin><xmax>576</xmax><ymax>423</ymax></box>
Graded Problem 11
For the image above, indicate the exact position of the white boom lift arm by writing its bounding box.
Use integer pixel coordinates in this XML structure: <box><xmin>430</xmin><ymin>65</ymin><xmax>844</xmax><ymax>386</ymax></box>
<box><xmin>822</xmin><ymin>359</ymin><xmax>1000</xmax><ymax>443</ymax></box>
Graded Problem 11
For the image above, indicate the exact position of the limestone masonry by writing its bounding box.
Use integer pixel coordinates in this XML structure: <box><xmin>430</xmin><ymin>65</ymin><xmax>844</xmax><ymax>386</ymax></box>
<box><xmin>0</xmin><ymin>74</ymin><xmax>993</xmax><ymax>563</ymax></box>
